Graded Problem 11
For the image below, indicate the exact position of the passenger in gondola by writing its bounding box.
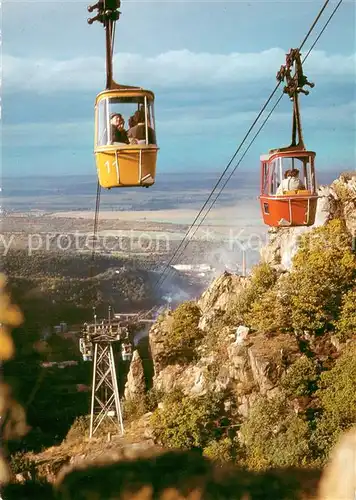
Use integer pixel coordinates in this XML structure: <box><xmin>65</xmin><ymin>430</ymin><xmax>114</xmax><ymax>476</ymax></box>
<box><xmin>128</xmin><ymin>109</ymin><xmax>156</xmax><ymax>144</ymax></box>
<box><xmin>128</xmin><ymin>115</ymin><xmax>136</xmax><ymax>129</ymax></box>
<box><xmin>276</xmin><ymin>168</ymin><xmax>305</xmax><ymax>195</ymax></box>
<box><xmin>110</xmin><ymin>113</ymin><xmax>129</xmax><ymax>145</ymax></box>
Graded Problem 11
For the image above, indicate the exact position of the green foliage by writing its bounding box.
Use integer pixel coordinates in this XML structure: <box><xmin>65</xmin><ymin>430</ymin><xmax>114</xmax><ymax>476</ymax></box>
<box><xmin>150</xmin><ymin>390</ymin><xmax>226</xmax><ymax>450</ymax></box>
<box><xmin>334</xmin><ymin>287</ymin><xmax>356</xmax><ymax>341</ymax></box>
<box><xmin>231</xmin><ymin>220</ymin><xmax>356</xmax><ymax>337</ymax></box>
<box><xmin>203</xmin><ymin>437</ymin><xmax>237</xmax><ymax>464</ymax></box>
<box><xmin>245</xmin><ymin>286</ymin><xmax>292</xmax><ymax>334</ymax></box>
<box><xmin>123</xmin><ymin>388</ymin><xmax>165</xmax><ymax>423</ymax></box>
<box><xmin>6</xmin><ymin>249</ymin><xmax>159</xmax><ymax>326</ymax></box>
<box><xmin>226</xmin><ymin>263</ymin><xmax>278</xmax><ymax>324</ymax></box>
<box><xmin>289</xmin><ymin>220</ymin><xmax>356</xmax><ymax>334</ymax></box>
<box><xmin>122</xmin><ymin>396</ymin><xmax>148</xmax><ymax>422</ymax></box>
<box><xmin>9</xmin><ymin>452</ymin><xmax>36</xmax><ymax>474</ymax></box>
<box><xmin>160</xmin><ymin>302</ymin><xmax>204</xmax><ymax>366</ymax></box>
<box><xmin>317</xmin><ymin>345</ymin><xmax>356</xmax><ymax>422</ymax></box>
<box><xmin>281</xmin><ymin>356</ymin><xmax>318</xmax><ymax>397</ymax></box>
<box><xmin>145</xmin><ymin>387</ymin><xmax>165</xmax><ymax>412</ymax></box>
<box><xmin>5</xmin><ymin>347</ymin><xmax>91</xmax><ymax>452</ymax></box>
<box><xmin>240</xmin><ymin>395</ymin><xmax>311</xmax><ymax>470</ymax></box>
<box><xmin>311</xmin><ymin>345</ymin><xmax>356</xmax><ymax>462</ymax></box>
<box><xmin>65</xmin><ymin>416</ymin><xmax>90</xmax><ymax>443</ymax></box>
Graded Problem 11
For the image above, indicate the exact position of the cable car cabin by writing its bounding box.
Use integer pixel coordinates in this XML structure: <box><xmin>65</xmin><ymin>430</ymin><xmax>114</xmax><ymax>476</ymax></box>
<box><xmin>94</xmin><ymin>89</ymin><xmax>158</xmax><ymax>188</ymax></box>
<box><xmin>259</xmin><ymin>149</ymin><xmax>318</xmax><ymax>227</ymax></box>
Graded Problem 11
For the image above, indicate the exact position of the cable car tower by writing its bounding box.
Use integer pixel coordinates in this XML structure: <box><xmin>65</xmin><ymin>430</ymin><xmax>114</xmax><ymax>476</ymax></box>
<box><xmin>80</xmin><ymin>306</ymin><xmax>132</xmax><ymax>437</ymax></box>
<box><xmin>87</xmin><ymin>0</ymin><xmax>159</xmax><ymax>188</ymax></box>
<box><xmin>80</xmin><ymin>306</ymin><xmax>157</xmax><ymax>437</ymax></box>
<box><xmin>259</xmin><ymin>48</ymin><xmax>318</xmax><ymax>227</ymax></box>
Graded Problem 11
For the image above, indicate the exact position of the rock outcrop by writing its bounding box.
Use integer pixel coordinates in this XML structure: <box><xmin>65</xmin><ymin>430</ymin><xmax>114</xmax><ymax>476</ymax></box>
<box><xmin>198</xmin><ymin>272</ymin><xmax>248</xmax><ymax>331</ymax></box>
<box><xmin>146</xmin><ymin>269</ymin><xmax>302</xmax><ymax>419</ymax></box>
<box><xmin>124</xmin><ymin>350</ymin><xmax>146</xmax><ymax>400</ymax></box>
<box><xmin>149</xmin><ymin>313</ymin><xmax>173</xmax><ymax>375</ymax></box>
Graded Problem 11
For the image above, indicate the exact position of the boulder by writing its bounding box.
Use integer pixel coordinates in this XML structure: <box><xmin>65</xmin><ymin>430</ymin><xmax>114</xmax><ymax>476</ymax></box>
<box><xmin>124</xmin><ymin>350</ymin><xmax>146</xmax><ymax>400</ymax></box>
<box><xmin>153</xmin><ymin>364</ymin><xmax>207</xmax><ymax>396</ymax></box>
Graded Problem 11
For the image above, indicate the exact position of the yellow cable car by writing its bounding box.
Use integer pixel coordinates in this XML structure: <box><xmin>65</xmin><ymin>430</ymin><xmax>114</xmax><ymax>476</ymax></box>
<box><xmin>94</xmin><ymin>86</ymin><xmax>158</xmax><ymax>188</ymax></box>
<box><xmin>88</xmin><ymin>0</ymin><xmax>158</xmax><ymax>188</ymax></box>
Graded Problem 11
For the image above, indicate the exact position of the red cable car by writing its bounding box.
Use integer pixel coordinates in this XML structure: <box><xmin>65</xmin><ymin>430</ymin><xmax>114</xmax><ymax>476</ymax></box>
<box><xmin>260</xmin><ymin>49</ymin><xmax>318</xmax><ymax>228</ymax></box>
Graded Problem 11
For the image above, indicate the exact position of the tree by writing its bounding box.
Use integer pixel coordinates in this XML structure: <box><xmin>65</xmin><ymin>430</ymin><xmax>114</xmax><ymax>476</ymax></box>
<box><xmin>159</xmin><ymin>302</ymin><xmax>203</xmax><ymax>366</ymax></box>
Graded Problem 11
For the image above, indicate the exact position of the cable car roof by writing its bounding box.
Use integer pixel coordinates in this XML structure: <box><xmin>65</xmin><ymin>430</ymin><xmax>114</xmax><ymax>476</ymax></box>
<box><xmin>95</xmin><ymin>86</ymin><xmax>155</xmax><ymax>104</ymax></box>
<box><xmin>260</xmin><ymin>149</ymin><xmax>316</xmax><ymax>162</ymax></box>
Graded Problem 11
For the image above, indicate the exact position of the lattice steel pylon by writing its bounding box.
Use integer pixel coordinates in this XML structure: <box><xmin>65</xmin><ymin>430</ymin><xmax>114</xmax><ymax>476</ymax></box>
<box><xmin>80</xmin><ymin>307</ymin><xmax>156</xmax><ymax>438</ymax></box>
<box><xmin>80</xmin><ymin>308</ymin><xmax>132</xmax><ymax>438</ymax></box>
<box><xmin>89</xmin><ymin>339</ymin><xmax>124</xmax><ymax>438</ymax></box>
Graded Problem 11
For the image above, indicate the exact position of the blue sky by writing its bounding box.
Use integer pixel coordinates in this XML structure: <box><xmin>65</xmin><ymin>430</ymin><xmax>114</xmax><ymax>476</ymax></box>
<box><xmin>2</xmin><ymin>0</ymin><xmax>356</xmax><ymax>177</ymax></box>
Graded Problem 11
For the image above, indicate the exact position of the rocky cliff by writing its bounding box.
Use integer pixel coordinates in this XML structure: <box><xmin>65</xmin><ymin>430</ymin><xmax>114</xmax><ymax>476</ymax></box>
<box><xmin>146</xmin><ymin>273</ymin><xmax>301</xmax><ymax>419</ymax></box>
<box><xmin>122</xmin><ymin>172</ymin><xmax>356</xmax><ymax>470</ymax></box>
<box><xmin>140</xmin><ymin>173</ymin><xmax>355</xmax><ymax>417</ymax></box>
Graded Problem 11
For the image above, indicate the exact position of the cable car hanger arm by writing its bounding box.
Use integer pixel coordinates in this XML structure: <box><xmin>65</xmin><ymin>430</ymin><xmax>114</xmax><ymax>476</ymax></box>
<box><xmin>275</xmin><ymin>48</ymin><xmax>315</xmax><ymax>151</ymax></box>
<box><xmin>87</xmin><ymin>0</ymin><xmax>140</xmax><ymax>90</ymax></box>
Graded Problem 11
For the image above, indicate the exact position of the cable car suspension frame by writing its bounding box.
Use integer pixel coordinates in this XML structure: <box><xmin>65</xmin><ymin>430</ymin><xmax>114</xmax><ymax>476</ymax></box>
<box><xmin>259</xmin><ymin>47</ymin><xmax>318</xmax><ymax>228</ymax></box>
<box><xmin>88</xmin><ymin>0</ymin><xmax>123</xmax><ymax>90</ymax></box>
<box><xmin>274</xmin><ymin>48</ymin><xmax>315</xmax><ymax>152</ymax></box>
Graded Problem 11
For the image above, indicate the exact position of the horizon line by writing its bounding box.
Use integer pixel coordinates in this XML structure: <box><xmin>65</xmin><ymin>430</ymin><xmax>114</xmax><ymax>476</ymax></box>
<box><xmin>1</xmin><ymin>166</ymin><xmax>345</xmax><ymax>180</ymax></box>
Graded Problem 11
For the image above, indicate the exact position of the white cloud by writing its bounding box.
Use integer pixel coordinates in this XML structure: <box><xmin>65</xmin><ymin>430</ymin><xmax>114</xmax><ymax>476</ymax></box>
<box><xmin>3</xmin><ymin>48</ymin><xmax>356</xmax><ymax>94</ymax></box>
<box><xmin>2</xmin><ymin>121</ymin><xmax>94</xmax><ymax>148</ymax></box>
<box><xmin>3</xmin><ymin>101</ymin><xmax>355</xmax><ymax>148</ymax></box>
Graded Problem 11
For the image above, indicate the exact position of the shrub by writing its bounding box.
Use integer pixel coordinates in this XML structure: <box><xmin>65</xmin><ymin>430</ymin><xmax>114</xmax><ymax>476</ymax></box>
<box><xmin>160</xmin><ymin>302</ymin><xmax>204</xmax><ymax>366</ymax></box>
<box><xmin>240</xmin><ymin>395</ymin><xmax>311</xmax><ymax>470</ymax></box>
<box><xmin>9</xmin><ymin>452</ymin><xmax>35</xmax><ymax>475</ymax></box>
<box><xmin>145</xmin><ymin>387</ymin><xmax>165</xmax><ymax>412</ymax></box>
<box><xmin>311</xmin><ymin>345</ymin><xmax>356</xmax><ymax>462</ymax></box>
<box><xmin>332</xmin><ymin>176</ymin><xmax>355</xmax><ymax>203</ymax></box>
<box><xmin>245</xmin><ymin>220</ymin><xmax>356</xmax><ymax>337</ymax></box>
<box><xmin>334</xmin><ymin>287</ymin><xmax>356</xmax><ymax>341</ymax></box>
<box><xmin>226</xmin><ymin>263</ymin><xmax>278</xmax><ymax>325</ymax></box>
<box><xmin>65</xmin><ymin>416</ymin><xmax>90</xmax><ymax>442</ymax></box>
<box><xmin>246</xmin><ymin>286</ymin><xmax>292</xmax><ymax>334</ymax></box>
<box><xmin>123</xmin><ymin>388</ymin><xmax>165</xmax><ymax>423</ymax></box>
<box><xmin>288</xmin><ymin>220</ymin><xmax>356</xmax><ymax>334</ymax></box>
<box><xmin>317</xmin><ymin>345</ymin><xmax>356</xmax><ymax>423</ymax></box>
<box><xmin>203</xmin><ymin>437</ymin><xmax>237</xmax><ymax>464</ymax></box>
<box><xmin>281</xmin><ymin>356</ymin><xmax>319</xmax><ymax>397</ymax></box>
<box><xmin>150</xmin><ymin>390</ymin><xmax>226</xmax><ymax>450</ymax></box>
<box><xmin>122</xmin><ymin>396</ymin><xmax>148</xmax><ymax>422</ymax></box>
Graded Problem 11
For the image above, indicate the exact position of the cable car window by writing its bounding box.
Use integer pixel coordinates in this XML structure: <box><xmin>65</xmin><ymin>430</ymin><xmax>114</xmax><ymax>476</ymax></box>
<box><xmin>306</xmin><ymin>159</ymin><xmax>314</xmax><ymax>191</ymax></box>
<box><xmin>262</xmin><ymin>162</ymin><xmax>269</xmax><ymax>194</ymax></box>
<box><xmin>96</xmin><ymin>99</ymin><xmax>108</xmax><ymax>146</ymax></box>
<box><xmin>268</xmin><ymin>159</ymin><xmax>279</xmax><ymax>195</ymax></box>
<box><xmin>97</xmin><ymin>96</ymin><xmax>157</xmax><ymax>146</ymax></box>
<box><xmin>270</xmin><ymin>156</ymin><xmax>310</xmax><ymax>195</ymax></box>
